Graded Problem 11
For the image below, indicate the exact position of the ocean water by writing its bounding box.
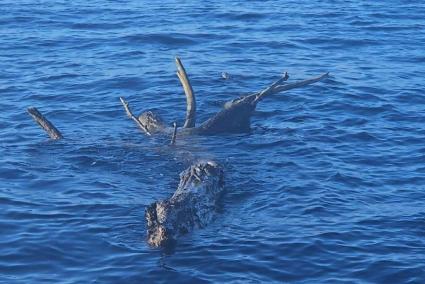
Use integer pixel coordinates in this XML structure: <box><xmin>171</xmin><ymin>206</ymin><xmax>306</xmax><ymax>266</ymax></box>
<box><xmin>1</xmin><ymin>1</ymin><xmax>425</xmax><ymax>283</ymax></box>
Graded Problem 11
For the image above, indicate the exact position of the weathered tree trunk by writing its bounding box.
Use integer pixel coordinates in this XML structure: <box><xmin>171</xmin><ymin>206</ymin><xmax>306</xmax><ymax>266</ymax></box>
<box><xmin>145</xmin><ymin>160</ymin><xmax>224</xmax><ymax>247</ymax></box>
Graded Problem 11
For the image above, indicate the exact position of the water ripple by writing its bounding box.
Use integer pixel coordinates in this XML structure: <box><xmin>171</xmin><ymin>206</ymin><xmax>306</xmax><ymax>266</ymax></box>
<box><xmin>1</xmin><ymin>0</ymin><xmax>425</xmax><ymax>283</ymax></box>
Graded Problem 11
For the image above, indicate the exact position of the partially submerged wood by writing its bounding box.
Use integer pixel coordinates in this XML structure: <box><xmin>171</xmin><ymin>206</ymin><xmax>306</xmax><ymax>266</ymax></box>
<box><xmin>170</xmin><ymin>122</ymin><xmax>177</xmax><ymax>145</ymax></box>
<box><xmin>27</xmin><ymin>107</ymin><xmax>63</xmax><ymax>140</ymax></box>
<box><xmin>197</xmin><ymin>72</ymin><xmax>329</xmax><ymax>135</ymax></box>
<box><xmin>119</xmin><ymin>97</ymin><xmax>152</xmax><ymax>136</ymax></box>
<box><xmin>121</xmin><ymin>58</ymin><xmax>330</xmax><ymax>136</ymax></box>
<box><xmin>145</xmin><ymin>160</ymin><xmax>224</xmax><ymax>247</ymax></box>
<box><xmin>175</xmin><ymin>57</ymin><xmax>196</xmax><ymax>128</ymax></box>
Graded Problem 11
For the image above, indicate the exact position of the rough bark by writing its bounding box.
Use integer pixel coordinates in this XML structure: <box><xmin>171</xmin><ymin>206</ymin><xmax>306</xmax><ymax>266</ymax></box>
<box><xmin>145</xmin><ymin>160</ymin><xmax>224</xmax><ymax>247</ymax></box>
<box><xmin>27</xmin><ymin>107</ymin><xmax>63</xmax><ymax>140</ymax></box>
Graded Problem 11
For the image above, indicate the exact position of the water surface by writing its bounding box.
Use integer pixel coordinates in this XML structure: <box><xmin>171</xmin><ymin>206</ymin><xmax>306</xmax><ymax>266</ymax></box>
<box><xmin>1</xmin><ymin>1</ymin><xmax>425</xmax><ymax>283</ymax></box>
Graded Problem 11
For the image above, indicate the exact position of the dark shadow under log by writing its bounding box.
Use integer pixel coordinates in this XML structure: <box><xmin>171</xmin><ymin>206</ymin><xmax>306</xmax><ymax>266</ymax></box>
<box><xmin>145</xmin><ymin>161</ymin><xmax>224</xmax><ymax>247</ymax></box>
<box><xmin>27</xmin><ymin>107</ymin><xmax>63</xmax><ymax>140</ymax></box>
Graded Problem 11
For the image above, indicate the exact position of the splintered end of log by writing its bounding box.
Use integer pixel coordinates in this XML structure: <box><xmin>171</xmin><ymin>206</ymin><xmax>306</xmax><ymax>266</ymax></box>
<box><xmin>170</xmin><ymin>122</ymin><xmax>177</xmax><ymax>145</ymax></box>
<box><xmin>27</xmin><ymin>107</ymin><xmax>63</xmax><ymax>140</ymax></box>
<box><xmin>119</xmin><ymin>97</ymin><xmax>151</xmax><ymax>136</ymax></box>
<box><xmin>175</xmin><ymin>57</ymin><xmax>196</xmax><ymax>128</ymax></box>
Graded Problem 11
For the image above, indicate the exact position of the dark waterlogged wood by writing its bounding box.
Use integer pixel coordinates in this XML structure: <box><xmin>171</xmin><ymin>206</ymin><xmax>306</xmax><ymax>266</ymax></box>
<box><xmin>25</xmin><ymin>58</ymin><xmax>329</xmax><ymax>250</ymax></box>
<box><xmin>145</xmin><ymin>161</ymin><xmax>224</xmax><ymax>247</ymax></box>
<box><xmin>123</xmin><ymin>57</ymin><xmax>330</xmax><ymax>136</ymax></box>
<box><xmin>27</xmin><ymin>107</ymin><xmax>63</xmax><ymax>140</ymax></box>
<box><xmin>170</xmin><ymin>122</ymin><xmax>177</xmax><ymax>145</ymax></box>
<box><xmin>196</xmin><ymin>72</ymin><xmax>329</xmax><ymax>135</ymax></box>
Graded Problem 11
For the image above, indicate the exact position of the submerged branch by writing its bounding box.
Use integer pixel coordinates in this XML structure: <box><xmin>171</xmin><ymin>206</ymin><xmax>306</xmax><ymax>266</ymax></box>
<box><xmin>119</xmin><ymin>97</ymin><xmax>151</xmax><ymax>136</ymax></box>
<box><xmin>175</xmin><ymin>57</ymin><xmax>196</xmax><ymax>128</ymax></box>
<box><xmin>27</xmin><ymin>107</ymin><xmax>63</xmax><ymax>140</ymax></box>
<box><xmin>254</xmin><ymin>72</ymin><xmax>289</xmax><ymax>103</ymax></box>
<box><xmin>254</xmin><ymin>72</ymin><xmax>329</xmax><ymax>103</ymax></box>
<box><xmin>170</xmin><ymin>122</ymin><xmax>177</xmax><ymax>145</ymax></box>
<box><xmin>259</xmin><ymin>72</ymin><xmax>329</xmax><ymax>102</ymax></box>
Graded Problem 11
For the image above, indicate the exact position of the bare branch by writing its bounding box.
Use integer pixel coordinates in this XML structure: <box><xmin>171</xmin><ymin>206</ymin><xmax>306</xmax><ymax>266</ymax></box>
<box><xmin>175</xmin><ymin>57</ymin><xmax>196</xmax><ymax>128</ymax></box>
<box><xmin>254</xmin><ymin>72</ymin><xmax>329</xmax><ymax>103</ymax></box>
<box><xmin>27</xmin><ymin>107</ymin><xmax>63</xmax><ymax>140</ymax></box>
<box><xmin>119</xmin><ymin>97</ymin><xmax>151</xmax><ymax>136</ymax></box>
<box><xmin>170</xmin><ymin>122</ymin><xmax>177</xmax><ymax>145</ymax></box>
<box><xmin>255</xmin><ymin>72</ymin><xmax>289</xmax><ymax>101</ymax></box>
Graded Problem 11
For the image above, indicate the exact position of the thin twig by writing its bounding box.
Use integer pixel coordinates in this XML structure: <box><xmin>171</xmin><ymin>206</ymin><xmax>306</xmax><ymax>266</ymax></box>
<box><xmin>175</xmin><ymin>57</ymin><xmax>196</xmax><ymax>128</ymax></box>
<box><xmin>27</xmin><ymin>107</ymin><xmax>63</xmax><ymax>140</ymax></box>
<box><xmin>170</xmin><ymin>122</ymin><xmax>177</xmax><ymax>145</ymax></box>
<box><xmin>119</xmin><ymin>97</ymin><xmax>151</xmax><ymax>136</ymax></box>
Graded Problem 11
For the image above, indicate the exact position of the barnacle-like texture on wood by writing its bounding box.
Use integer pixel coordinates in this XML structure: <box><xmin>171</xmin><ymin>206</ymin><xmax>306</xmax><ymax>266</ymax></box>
<box><xmin>145</xmin><ymin>161</ymin><xmax>224</xmax><ymax>247</ymax></box>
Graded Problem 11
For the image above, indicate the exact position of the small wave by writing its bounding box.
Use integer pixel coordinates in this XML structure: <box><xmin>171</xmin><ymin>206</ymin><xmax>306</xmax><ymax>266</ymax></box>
<box><xmin>122</xmin><ymin>33</ymin><xmax>198</xmax><ymax>46</ymax></box>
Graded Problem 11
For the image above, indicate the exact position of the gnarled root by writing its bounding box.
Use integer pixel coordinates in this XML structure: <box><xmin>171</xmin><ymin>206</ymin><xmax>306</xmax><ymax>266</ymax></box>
<box><xmin>145</xmin><ymin>161</ymin><xmax>224</xmax><ymax>247</ymax></box>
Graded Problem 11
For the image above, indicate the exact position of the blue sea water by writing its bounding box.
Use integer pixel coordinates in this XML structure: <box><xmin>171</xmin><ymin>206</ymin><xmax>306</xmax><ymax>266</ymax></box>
<box><xmin>1</xmin><ymin>0</ymin><xmax>425</xmax><ymax>283</ymax></box>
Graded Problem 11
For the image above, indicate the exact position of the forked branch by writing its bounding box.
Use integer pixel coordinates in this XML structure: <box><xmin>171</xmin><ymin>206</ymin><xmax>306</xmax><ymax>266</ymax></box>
<box><xmin>120</xmin><ymin>97</ymin><xmax>151</xmax><ymax>136</ymax></box>
<box><xmin>175</xmin><ymin>57</ymin><xmax>196</xmax><ymax>128</ymax></box>
<box><xmin>27</xmin><ymin>107</ymin><xmax>63</xmax><ymax>140</ymax></box>
<box><xmin>254</xmin><ymin>72</ymin><xmax>329</xmax><ymax>103</ymax></box>
<box><xmin>255</xmin><ymin>72</ymin><xmax>289</xmax><ymax>101</ymax></box>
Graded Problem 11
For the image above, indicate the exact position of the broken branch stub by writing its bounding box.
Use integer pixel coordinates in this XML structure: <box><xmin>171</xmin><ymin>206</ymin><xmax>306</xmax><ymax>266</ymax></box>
<box><xmin>261</xmin><ymin>72</ymin><xmax>330</xmax><ymax>101</ymax></box>
<box><xmin>197</xmin><ymin>72</ymin><xmax>329</xmax><ymax>134</ymax></box>
<box><xmin>175</xmin><ymin>57</ymin><xmax>196</xmax><ymax>128</ymax></box>
<box><xmin>170</xmin><ymin>122</ymin><xmax>177</xmax><ymax>145</ymax></box>
<box><xmin>27</xmin><ymin>107</ymin><xmax>63</xmax><ymax>140</ymax></box>
<box><xmin>145</xmin><ymin>160</ymin><xmax>225</xmax><ymax>247</ymax></box>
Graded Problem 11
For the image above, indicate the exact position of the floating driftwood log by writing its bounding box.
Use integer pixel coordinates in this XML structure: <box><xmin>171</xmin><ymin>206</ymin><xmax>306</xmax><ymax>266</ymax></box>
<box><xmin>120</xmin><ymin>57</ymin><xmax>329</xmax><ymax>136</ymax></box>
<box><xmin>145</xmin><ymin>160</ymin><xmax>224</xmax><ymax>247</ymax></box>
<box><xmin>27</xmin><ymin>57</ymin><xmax>329</xmax><ymax>249</ymax></box>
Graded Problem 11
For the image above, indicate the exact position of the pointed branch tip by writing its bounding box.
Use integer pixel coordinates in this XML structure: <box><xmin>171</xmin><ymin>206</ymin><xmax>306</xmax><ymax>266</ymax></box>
<box><xmin>119</xmin><ymin>97</ymin><xmax>151</xmax><ymax>136</ymax></box>
<box><xmin>175</xmin><ymin>57</ymin><xmax>196</xmax><ymax>128</ymax></box>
